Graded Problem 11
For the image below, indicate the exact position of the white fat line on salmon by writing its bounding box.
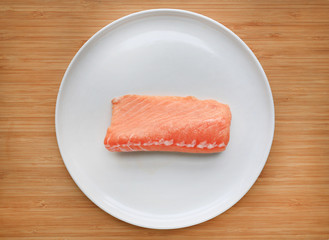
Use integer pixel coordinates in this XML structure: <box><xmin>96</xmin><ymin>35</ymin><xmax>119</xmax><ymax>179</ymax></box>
<box><xmin>118</xmin><ymin>147</ymin><xmax>127</xmax><ymax>152</ymax></box>
<box><xmin>218</xmin><ymin>142</ymin><xmax>226</xmax><ymax>148</ymax></box>
<box><xmin>121</xmin><ymin>143</ymin><xmax>135</xmax><ymax>151</ymax></box>
<box><xmin>133</xmin><ymin>142</ymin><xmax>148</xmax><ymax>151</ymax></box>
<box><xmin>176</xmin><ymin>140</ymin><xmax>196</xmax><ymax>148</ymax></box>
<box><xmin>203</xmin><ymin>119</ymin><xmax>217</xmax><ymax>123</ymax></box>
<box><xmin>119</xmin><ymin>98</ymin><xmax>149</xmax><ymax>118</ymax></box>
<box><xmin>186</xmin><ymin>140</ymin><xmax>196</xmax><ymax>147</ymax></box>
<box><xmin>106</xmin><ymin>140</ymin><xmax>226</xmax><ymax>150</ymax></box>
<box><xmin>109</xmin><ymin>141</ymin><xmax>148</xmax><ymax>151</ymax></box>
<box><xmin>196</xmin><ymin>141</ymin><xmax>208</xmax><ymax>149</ymax></box>
<box><xmin>143</xmin><ymin>141</ymin><xmax>153</xmax><ymax>146</ymax></box>
<box><xmin>105</xmin><ymin>144</ymin><xmax>121</xmax><ymax>152</ymax></box>
<box><xmin>142</xmin><ymin>138</ymin><xmax>173</xmax><ymax>146</ymax></box>
<box><xmin>164</xmin><ymin>139</ymin><xmax>174</xmax><ymax>146</ymax></box>
<box><xmin>197</xmin><ymin>141</ymin><xmax>226</xmax><ymax>149</ymax></box>
<box><xmin>107</xmin><ymin>145</ymin><xmax>127</xmax><ymax>152</ymax></box>
<box><xmin>126</xmin><ymin>134</ymin><xmax>136</xmax><ymax>151</ymax></box>
<box><xmin>106</xmin><ymin>134</ymin><xmax>111</xmax><ymax>145</ymax></box>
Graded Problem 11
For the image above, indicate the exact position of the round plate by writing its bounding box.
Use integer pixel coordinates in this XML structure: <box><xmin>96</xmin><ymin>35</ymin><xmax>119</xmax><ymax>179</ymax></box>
<box><xmin>56</xmin><ymin>9</ymin><xmax>275</xmax><ymax>229</ymax></box>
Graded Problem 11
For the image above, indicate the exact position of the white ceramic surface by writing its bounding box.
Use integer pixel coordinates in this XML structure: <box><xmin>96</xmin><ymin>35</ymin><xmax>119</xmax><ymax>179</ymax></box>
<box><xmin>56</xmin><ymin>9</ymin><xmax>275</xmax><ymax>229</ymax></box>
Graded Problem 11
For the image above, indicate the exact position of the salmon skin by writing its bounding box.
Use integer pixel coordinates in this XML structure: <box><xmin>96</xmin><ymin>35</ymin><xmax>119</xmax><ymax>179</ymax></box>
<box><xmin>104</xmin><ymin>95</ymin><xmax>231</xmax><ymax>153</ymax></box>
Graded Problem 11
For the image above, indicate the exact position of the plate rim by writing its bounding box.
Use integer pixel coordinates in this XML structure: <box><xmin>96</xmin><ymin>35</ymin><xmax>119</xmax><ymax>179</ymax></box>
<box><xmin>55</xmin><ymin>8</ymin><xmax>275</xmax><ymax>229</ymax></box>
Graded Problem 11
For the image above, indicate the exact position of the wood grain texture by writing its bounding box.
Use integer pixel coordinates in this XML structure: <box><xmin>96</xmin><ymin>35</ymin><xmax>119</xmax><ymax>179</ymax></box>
<box><xmin>1</xmin><ymin>0</ymin><xmax>328</xmax><ymax>239</ymax></box>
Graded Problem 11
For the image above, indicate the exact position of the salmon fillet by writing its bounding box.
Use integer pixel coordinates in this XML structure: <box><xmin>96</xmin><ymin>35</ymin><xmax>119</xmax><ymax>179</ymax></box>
<box><xmin>104</xmin><ymin>95</ymin><xmax>231</xmax><ymax>153</ymax></box>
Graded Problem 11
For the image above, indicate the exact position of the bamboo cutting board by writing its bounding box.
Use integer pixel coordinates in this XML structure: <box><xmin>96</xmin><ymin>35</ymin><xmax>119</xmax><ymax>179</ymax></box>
<box><xmin>1</xmin><ymin>0</ymin><xmax>329</xmax><ymax>239</ymax></box>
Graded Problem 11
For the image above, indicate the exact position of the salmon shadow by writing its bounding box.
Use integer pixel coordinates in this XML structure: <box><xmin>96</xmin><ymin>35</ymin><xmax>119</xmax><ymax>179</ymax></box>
<box><xmin>113</xmin><ymin>151</ymin><xmax>222</xmax><ymax>160</ymax></box>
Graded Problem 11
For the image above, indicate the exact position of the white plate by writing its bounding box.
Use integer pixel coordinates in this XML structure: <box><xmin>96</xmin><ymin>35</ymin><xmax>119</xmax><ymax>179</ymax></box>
<box><xmin>56</xmin><ymin>9</ymin><xmax>275</xmax><ymax>229</ymax></box>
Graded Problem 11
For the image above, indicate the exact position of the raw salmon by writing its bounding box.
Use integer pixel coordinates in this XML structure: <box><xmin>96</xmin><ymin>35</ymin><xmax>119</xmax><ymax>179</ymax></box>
<box><xmin>104</xmin><ymin>95</ymin><xmax>231</xmax><ymax>153</ymax></box>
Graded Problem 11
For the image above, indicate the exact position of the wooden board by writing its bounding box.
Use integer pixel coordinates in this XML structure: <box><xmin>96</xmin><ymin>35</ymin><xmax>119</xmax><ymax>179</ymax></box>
<box><xmin>1</xmin><ymin>0</ymin><xmax>328</xmax><ymax>239</ymax></box>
